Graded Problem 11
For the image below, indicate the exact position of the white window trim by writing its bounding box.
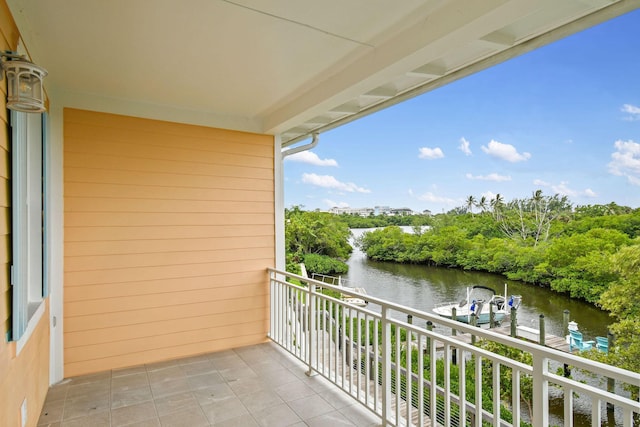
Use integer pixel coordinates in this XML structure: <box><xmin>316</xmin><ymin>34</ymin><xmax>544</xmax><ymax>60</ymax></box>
<box><xmin>16</xmin><ymin>301</ymin><xmax>45</xmax><ymax>355</ymax></box>
<box><xmin>11</xmin><ymin>110</ymin><xmax>45</xmax><ymax>353</ymax></box>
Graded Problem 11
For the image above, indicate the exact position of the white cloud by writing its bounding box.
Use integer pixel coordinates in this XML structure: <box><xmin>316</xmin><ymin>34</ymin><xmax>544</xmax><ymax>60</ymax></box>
<box><xmin>302</xmin><ymin>173</ymin><xmax>371</xmax><ymax>193</ymax></box>
<box><xmin>533</xmin><ymin>179</ymin><xmax>550</xmax><ymax>187</ymax></box>
<box><xmin>417</xmin><ymin>192</ymin><xmax>457</xmax><ymax>205</ymax></box>
<box><xmin>285</xmin><ymin>151</ymin><xmax>338</xmax><ymax>167</ymax></box>
<box><xmin>465</xmin><ymin>172</ymin><xmax>511</xmax><ymax>182</ymax></box>
<box><xmin>418</xmin><ymin>147</ymin><xmax>445</xmax><ymax>159</ymax></box>
<box><xmin>621</xmin><ymin>104</ymin><xmax>640</xmax><ymax>121</ymax></box>
<box><xmin>608</xmin><ymin>139</ymin><xmax>640</xmax><ymax>185</ymax></box>
<box><xmin>481</xmin><ymin>140</ymin><xmax>531</xmax><ymax>162</ymax></box>
<box><xmin>533</xmin><ymin>179</ymin><xmax>595</xmax><ymax>197</ymax></box>
<box><xmin>458</xmin><ymin>137</ymin><xmax>472</xmax><ymax>156</ymax></box>
<box><xmin>323</xmin><ymin>199</ymin><xmax>349</xmax><ymax>208</ymax></box>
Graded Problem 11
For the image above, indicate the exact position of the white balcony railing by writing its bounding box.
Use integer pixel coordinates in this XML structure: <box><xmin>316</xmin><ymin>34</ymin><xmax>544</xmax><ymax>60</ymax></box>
<box><xmin>268</xmin><ymin>268</ymin><xmax>640</xmax><ymax>427</ymax></box>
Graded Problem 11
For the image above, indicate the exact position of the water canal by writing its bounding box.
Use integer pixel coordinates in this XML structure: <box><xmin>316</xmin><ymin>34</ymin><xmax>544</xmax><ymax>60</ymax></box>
<box><xmin>344</xmin><ymin>228</ymin><xmax>611</xmax><ymax>339</ymax></box>
<box><xmin>342</xmin><ymin>228</ymin><xmax>620</xmax><ymax>426</ymax></box>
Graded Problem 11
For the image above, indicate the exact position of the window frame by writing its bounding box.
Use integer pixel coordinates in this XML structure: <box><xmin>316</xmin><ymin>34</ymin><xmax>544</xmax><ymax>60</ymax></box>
<box><xmin>10</xmin><ymin>110</ymin><xmax>47</xmax><ymax>353</ymax></box>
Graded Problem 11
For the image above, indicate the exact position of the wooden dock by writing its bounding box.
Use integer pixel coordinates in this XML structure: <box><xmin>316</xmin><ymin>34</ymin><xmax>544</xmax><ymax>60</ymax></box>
<box><xmin>441</xmin><ymin>324</ymin><xmax>571</xmax><ymax>353</ymax></box>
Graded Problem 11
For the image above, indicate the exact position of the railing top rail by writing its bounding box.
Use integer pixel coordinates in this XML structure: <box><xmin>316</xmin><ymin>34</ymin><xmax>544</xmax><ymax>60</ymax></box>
<box><xmin>268</xmin><ymin>267</ymin><xmax>640</xmax><ymax>385</ymax></box>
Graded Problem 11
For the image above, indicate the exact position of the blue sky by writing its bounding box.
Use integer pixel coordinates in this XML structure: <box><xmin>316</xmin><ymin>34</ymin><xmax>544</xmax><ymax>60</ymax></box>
<box><xmin>284</xmin><ymin>10</ymin><xmax>640</xmax><ymax>214</ymax></box>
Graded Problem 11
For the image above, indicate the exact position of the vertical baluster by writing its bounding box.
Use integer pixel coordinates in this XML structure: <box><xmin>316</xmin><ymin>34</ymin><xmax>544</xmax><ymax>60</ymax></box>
<box><xmin>395</xmin><ymin>324</ymin><xmax>401</xmax><ymax>425</ymax></box>
<box><xmin>459</xmin><ymin>348</ymin><xmax>466</xmax><ymax>427</ymax></box>
<box><xmin>341</xmin><ymin>304</ymin><xmax>347</xmax><ymax>388</ymax></box>
<box><xmin>357</xmin><ymin>310</ymin><xmax>362</xmax><ymax>401</ymax></box>
<box><xmin>418</xmin><ymin>334</ymin><xmax>424</xmax><ymax>427</ymax></box>
<box><xmin>493</xmin><ymin>362</ymin><xmax>500</xmax><ymax>427</ymax></box>
<box><xmin>444</xmin><ymin>344</ymin><xmax>451</xmax><ymax>427</ymax></box>
<box><xmin>307</xmin><ymin>282</ymin><xmax>316</xmax><ymax>375</ymax></box>
<box><xmin>429</xmin><ymin>334</ymin><xmax>437</xmax><ymax>425</ymax></box>
<box><xmin>364</xmin><ymin>314</ymin><xmax>375</xmax><ymax>407</ymax></box>
<box><xmin>374</xmin><ymin>315</ymin><xmax>380</xmax><ymax>413</ymax></box>
<box><xmin>381</xmin><ymin>306</ymin><xmax>392</xmax><ymax>426</ymax></box>
<box><xmin>512</xmin><ymin>369</ymin><xmax>521</xmax><ymax>427</ymax></box>
<box><xmin>475</xmin><ymin>355</ymin><xmax>482</xmax><ymax>427</ymax></box>
<box><xmin>592</xmin><ymin>398</ymin><xmax>602</xmax><ymax>427</ymax></box>
<box><xmin>532</xmin><ymin>353</ymin><xmax>549</xmax><ymax>427</ymax></box>
<box><xmin>406</xmin><ymin>325</ymin><xmax>412</xmax><ymax>426</ymax></box>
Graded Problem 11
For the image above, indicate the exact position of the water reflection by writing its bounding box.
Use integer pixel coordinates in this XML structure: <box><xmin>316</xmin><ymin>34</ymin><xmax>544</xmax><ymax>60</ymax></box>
<box><xmin>346</xmin><ymin>228</ymin><xmax>611</xmax><ymax>341</ymax></box>
<box><xmin>344</xmin><ymin>228</ymin><xmax>622</xmax><ymax>426</ymax></box>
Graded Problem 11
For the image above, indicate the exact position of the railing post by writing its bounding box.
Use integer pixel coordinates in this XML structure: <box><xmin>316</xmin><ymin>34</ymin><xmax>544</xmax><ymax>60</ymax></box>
<box><xmin>532</xmin><ymin>352</ymin><xmax>549</xmax><ymax>427</ymax></box>
<box><xmin>489</xmin><ymin>303</ymin><xmax>495</xmax><ymax>328</ymax></box>
<box><xmin>426</xmin><ymin>321</ymin><xmax>433</xmax><ymax>354</ymax></box>
<box><xmin>470</xmin><ymin>314</ymin><xmax>477</xmax><ymax>345</ymax></box>
<box><xmin>539</xmin><ymin>314</ymin><xmax>545</xmax><ymax>346</ymax></box>
<box><xmin>381</xmin><ymin>306</ymin><xmax>392</xmax><ymax>426</ymax></box>
<box><xmin>306</xmin><ymin>282</ymin><xmax>316</xmax><ymax>376</ymax></box>
<box><xmin>451</xmin><ymin>307</ymin><xmax>457</xmax><ymax>365</ymax></box>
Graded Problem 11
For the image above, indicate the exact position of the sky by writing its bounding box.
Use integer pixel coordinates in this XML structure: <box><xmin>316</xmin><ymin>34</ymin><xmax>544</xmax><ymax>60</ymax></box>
<box><xmin>284</xmin><ymin>9</ymin><xmax>640</xmax><ymax>214</ymax></box>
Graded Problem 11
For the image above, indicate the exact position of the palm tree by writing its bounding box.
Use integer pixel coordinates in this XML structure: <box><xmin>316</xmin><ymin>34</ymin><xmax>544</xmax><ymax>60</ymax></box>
<box><xmin>465</xmin><ymin>195</ymin><xmax>476</xmax><ymax>214</ymax></box>
<box><xmin>490</xmin><ymin>193</ymin><xmax>504</xmax><ymax>220</ymax></box>
<box><xmin>477</xmin><ymin>196</ymin><xmax>488</xmax><ymax>213</ymax></box>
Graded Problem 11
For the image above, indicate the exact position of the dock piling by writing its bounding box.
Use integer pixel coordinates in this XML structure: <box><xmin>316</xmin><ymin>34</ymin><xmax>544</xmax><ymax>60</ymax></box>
<box><xmin>539</xmin><ymin>314</ymin><xmax>546</xmax><ymax>346</ymax></box>
<box><xmin>510</xmin><ymin>307</ymin><xmax>517</xmax><ymax>338</ymax></box>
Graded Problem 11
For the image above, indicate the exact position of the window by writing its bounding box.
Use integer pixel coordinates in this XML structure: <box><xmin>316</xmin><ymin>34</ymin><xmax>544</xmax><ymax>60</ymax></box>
<box><xmin>10</xmin><ymin>110</ymin><xmax>46</xmax><ymax>345</ymax></box>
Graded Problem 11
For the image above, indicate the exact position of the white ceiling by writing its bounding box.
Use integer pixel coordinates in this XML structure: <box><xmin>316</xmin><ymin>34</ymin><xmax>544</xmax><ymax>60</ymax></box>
<box><xmin>8</xmin><ymin>0</ymin><xmax>640</xmax><ymax>146</ymax></box>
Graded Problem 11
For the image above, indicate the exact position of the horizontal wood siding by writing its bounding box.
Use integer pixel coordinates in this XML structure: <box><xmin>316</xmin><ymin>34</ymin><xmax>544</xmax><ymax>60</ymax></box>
<box><xmin>0</xmin><ymin>2</ymin><xmax>50</xmax><ymax>426</ymax></box>
<box><xmin>63</xmin><ymin>108</ymin><xmax>274</xmax><ymax>377</ymax></box>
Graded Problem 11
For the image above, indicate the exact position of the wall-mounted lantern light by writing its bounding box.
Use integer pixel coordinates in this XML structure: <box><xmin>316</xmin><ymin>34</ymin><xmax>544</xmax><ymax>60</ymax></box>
<box><xmin>1</xmin><ymin>51</ymin><xmax>47</xmax><ymax>113</ymax></box>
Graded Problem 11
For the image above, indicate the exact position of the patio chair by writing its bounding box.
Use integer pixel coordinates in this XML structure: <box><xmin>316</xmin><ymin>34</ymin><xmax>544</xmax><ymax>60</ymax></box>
<box><xmin>569</xmin><ymin>330</ymin><xmax>595</xmax><ymax>352</ymax></box>
<box><xmin>595</xmin><ymin>336</ymin><xmax>609</xmax><ymax>354</ymax></box>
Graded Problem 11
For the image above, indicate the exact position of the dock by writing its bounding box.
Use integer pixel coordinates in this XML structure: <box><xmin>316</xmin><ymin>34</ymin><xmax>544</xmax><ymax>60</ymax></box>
<box><xmin>441</xmin><ymin>324</ymin><xmax>571</xmax><ymax>353</ymax></box>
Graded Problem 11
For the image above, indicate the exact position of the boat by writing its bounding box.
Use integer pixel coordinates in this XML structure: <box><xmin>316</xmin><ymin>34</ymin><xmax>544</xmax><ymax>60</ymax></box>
<box><xmin>432</xmin><ymin>284</ymin><xmax>521</xmax><ymax>325</ymax></box>
<box><xmin>309</xmin><ymin>272</ymin><xmax>369</xmax><ymax>307</ymax></box>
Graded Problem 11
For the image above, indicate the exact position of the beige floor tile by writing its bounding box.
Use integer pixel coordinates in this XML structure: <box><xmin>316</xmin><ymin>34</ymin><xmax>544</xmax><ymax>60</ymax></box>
<box><xmin>210</xmin><ymin>413</ymin><xmax>259</xmax><ymax>427</ymax></box>
<box><xmin>62</xmin><ymin>396</ymin><xmax>110</xmax><ymax>421</ymax></box>
<box><xmin>60</xmin><ymin>411</ymin><xmax>110</xmax><ymax>427</ymax></box>
<box><xmin>111</xmin><ymin>401</ymin><xmax>158</xmax><ymax>427</ymax></box>
<box><xmin>239</xmin><ymin>389</ymin><xmax>284</xmax><ymax>414</ymax></box>
<box><xmin>200</xmin><ymin>397</ymin><xmax>249</xmax><ymax>424</ymax></box>
<box><xmin>150</xmin><ymin>377</ymin><xmax>191</xmax><ymax>399</ymax></box>
<box><xmin>159</xmin><ymin>407</ymin><xmax>209</xmax><ymax>427</ymax></box>
<box><xmin>153</xmin><ymin>391</ymin><xmax>199</xmax><ymax>417</ymax></box>
<box><xmin>38</xmin><ymin>399</ymin><xmax>65</xmax><ymax>425</ymax></box>
<box><xmin>111</xmin><ymin>385</ymin><xmax>154</xmax><ymax>409</ymax></box>
<box><xmin>252</xmin><ymin>403</ymin><xmax>302</xmax><ymax>427</ymax></box>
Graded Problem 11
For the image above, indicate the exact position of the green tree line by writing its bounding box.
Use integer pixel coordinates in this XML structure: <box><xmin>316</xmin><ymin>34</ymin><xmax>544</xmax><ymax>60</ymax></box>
<box><xmin>356</xmin><ymin>192</ymin><xmax>640</xmax><ymax>372</ymax></box>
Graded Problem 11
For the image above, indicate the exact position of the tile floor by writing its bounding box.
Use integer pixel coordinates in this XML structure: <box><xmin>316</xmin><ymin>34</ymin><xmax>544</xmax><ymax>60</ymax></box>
<box><xmin>37</xmin><ymin>341</ymin><xmax>381</xmax><ymax>427</ymax></box>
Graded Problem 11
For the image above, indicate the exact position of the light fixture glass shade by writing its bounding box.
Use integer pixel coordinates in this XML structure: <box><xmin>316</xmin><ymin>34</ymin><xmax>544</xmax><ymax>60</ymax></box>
<box><xmin>4</xmin><ymin>60</ymin><xmax>47</xmax><ymax>112</ymax></box>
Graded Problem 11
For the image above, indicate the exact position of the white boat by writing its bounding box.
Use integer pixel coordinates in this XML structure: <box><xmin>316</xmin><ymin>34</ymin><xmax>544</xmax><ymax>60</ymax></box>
<box><xmin>433</xmin><ymin>284</ymin><xmax>521</xmax><ymax>325</ymax></box>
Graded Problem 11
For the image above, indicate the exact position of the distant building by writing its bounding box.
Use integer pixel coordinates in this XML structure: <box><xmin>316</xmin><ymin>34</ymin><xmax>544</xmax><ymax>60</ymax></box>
<box><xmin>422</xmin><ymin>209</ymin><xmax>432</xmax><ymax>216</ymax></box>
<box><xmin>328</xmin><ymin>207</ymin><xmax>374</xmax><ymax>217</ymax></box>
<box><xmin>374</xmin><ymin>205</ymin><xmax>391</xmax><ymax>215</ymax></box>
<box><xmin>390</xmin><ymin>208</ymin><xmax>414</xmax><ymax>216</ymax></box>
<box><xmin>327</xmin><ymin>206</ymin><xmax>426</xmax><ymax>216</ymax></box>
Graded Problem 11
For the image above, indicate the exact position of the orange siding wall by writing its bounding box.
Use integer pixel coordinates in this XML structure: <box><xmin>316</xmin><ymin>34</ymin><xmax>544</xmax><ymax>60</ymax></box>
<box><xmin>63</xmin><ymin>109</ymin><xmax>274</xmax><ymax>377</ymax></box>
<box><xmin>0</xmin><ymin>1</ymin><xmax>50</xmax><ymax>426</ymax></box>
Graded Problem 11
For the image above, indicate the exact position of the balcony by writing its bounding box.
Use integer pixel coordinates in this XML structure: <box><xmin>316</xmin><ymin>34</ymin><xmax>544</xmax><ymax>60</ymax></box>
<box><xmin>36</xmin><ymin>342</ymin><xmax>380</xmax><ymax>426</ymax></box>
<box><xmin>268</xmin><ymin>269</ymin><xmax>640</xmax><ymax>427</ymax></box>
<box><xmin>37</xmin><ymin>269</ymin><xmax>639</xmax><ymax>427</ymax></box>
